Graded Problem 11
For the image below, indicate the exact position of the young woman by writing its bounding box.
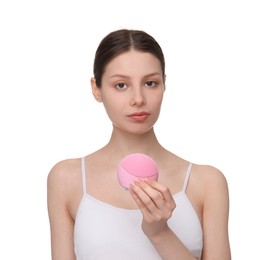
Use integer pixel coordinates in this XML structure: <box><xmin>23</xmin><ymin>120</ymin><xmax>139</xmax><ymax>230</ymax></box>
<box><xmin>47</xmin><ymin>29</ymin><xmax>231</xmax><ymax>260</ymax></box>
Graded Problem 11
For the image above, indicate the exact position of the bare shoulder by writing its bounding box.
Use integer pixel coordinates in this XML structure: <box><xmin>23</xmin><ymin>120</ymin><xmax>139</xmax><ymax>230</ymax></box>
<box><xmin>48</xmin><ymin>158</ymin><xmax>81</xmax><ymax>181</ymax></box>
<box><xmin>191</xmin><ymin>164</ymin><xmax>231</xmax><ymax>258</ymax></box>
<box><xmin>192</xmin><ymin>163</ymin><xmax>229</xmax><ymax>190</ymax></box>
<box><xmin>47</xmin><ymin>158</ymin><xmax>82</xmax><ymax>199</ymax></box>
<box><xmin>47</xmin><ymin>159</ymin><xmax>82</xmax><ymax>258</ymax></box>
<box><xmin>186</xmin><ymin>163</ymin><xmax>229</xmax><ymax>210</ymax></box>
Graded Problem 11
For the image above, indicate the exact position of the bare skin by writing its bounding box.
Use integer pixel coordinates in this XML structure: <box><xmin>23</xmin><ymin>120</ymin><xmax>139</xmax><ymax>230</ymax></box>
<box><xmin>47</xmin><ymin>50</ymin><xmax>231</xmax><ymax>259</ymax></box>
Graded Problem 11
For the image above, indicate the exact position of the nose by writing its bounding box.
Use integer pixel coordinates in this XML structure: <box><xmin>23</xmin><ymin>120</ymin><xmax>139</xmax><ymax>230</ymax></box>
<box><xmin>129</xmin><ymin>86</ymin><xmax>146</xmax><ymax>106</ymax></box>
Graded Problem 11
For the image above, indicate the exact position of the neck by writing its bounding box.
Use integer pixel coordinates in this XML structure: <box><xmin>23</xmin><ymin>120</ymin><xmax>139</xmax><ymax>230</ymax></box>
<box><xmin>104</xmin><ymin>127</ymin><xmax>163</xmax><ymax>159</ymax></box>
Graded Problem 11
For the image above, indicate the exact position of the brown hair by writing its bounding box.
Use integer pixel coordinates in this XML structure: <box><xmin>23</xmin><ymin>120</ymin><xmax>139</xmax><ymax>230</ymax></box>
<box><xmin>93</xmin><ymin>29</ymin><xmax>165</xmax><ymax>87</ymax></box>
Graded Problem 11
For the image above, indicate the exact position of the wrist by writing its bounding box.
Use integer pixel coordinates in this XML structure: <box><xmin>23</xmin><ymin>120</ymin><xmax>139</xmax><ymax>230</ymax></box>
<box><xmin>147</xmin><ymin>225</ymin><xmax>171</xmax><ymax>244</ymax></box>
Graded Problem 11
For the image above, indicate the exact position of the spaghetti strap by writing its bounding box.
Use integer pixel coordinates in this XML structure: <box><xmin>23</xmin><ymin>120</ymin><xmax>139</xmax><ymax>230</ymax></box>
<box><xmin>183</xmin><ymin>162</ymin><xmax>193</xmax><ymax>192</ymax></box>
<box><xmin>81</xmin><ymin>157</ymin><xmax>87</xmax><ymax>194</ymax></box>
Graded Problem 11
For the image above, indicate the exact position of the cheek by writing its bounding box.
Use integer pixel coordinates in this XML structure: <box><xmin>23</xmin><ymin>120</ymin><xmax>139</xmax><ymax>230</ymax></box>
<box><xmin>103</xmin><ymin>99</ymin><xmax>117</xmax><ymax>113</ymax></box>
<box><xmin>153</xmin><ymin>92</ymin><xmax>164</xmax><ymax>107</ymax></box>
<box><xmin>148</xmin><ymin>94</ymin><xmax>163</xmax><ymax>120</ymax></box>
<box><xmin>102</xmin><ymin>96</ymin><xmax>124</xmax><ymax>118</ymax></box>
<box><xmin>105</xmin><ymin>91</ymin><xmax>124</xmax><ymax>103</ymax></box>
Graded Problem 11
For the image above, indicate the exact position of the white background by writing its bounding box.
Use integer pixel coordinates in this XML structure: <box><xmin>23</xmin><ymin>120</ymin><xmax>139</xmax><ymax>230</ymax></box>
<box><xmin>0</xmin><ymin>0</ymin><xmax>275</xmax><ymax>259</ymax></box>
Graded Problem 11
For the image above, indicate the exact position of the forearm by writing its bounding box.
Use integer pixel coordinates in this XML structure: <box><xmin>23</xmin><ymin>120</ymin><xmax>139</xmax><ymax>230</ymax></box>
<box><xmin>147</xmin><ymin>226</ymin><xmax>197</xmax><ymax>260</ymax></box>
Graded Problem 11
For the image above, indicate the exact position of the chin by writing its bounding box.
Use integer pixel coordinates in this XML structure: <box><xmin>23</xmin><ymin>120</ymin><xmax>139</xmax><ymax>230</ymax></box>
<box><xmin>114</xmin><ymin>124</ymin><xmax>154</xmax><ymax>135</ymax></box>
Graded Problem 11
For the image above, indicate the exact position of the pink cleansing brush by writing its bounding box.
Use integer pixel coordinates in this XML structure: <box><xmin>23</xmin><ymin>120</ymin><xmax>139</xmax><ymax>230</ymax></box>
<box><xmin>117</xmin><ymin>153</ymin><xmax>159</xmax><ymax>189</ymax></box>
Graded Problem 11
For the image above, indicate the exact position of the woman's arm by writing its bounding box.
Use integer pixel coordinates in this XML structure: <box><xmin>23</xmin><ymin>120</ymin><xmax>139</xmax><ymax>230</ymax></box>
<box><xmin>130</xmin><ymin>179</ymin><xmax>198</xmax><ymax>260</ymax></box>
<box><xmin>130</xmin><ymin>166</ymin><xmax>231</xmax><ymax>260</ymax></box>
<box><xmin>200</xmin><ymin>167</ymin><xmax>231</xmax><ymax>260</ymax></box>
<box><xmin>47</xmin><ymin>162</ymin><xmax>76</xmax><ymax>260</ymax></box>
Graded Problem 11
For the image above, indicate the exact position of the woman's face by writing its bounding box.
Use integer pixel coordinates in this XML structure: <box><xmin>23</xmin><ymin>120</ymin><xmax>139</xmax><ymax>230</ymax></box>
<box><xmin>92</xmin><ymin>49</ymin><xmax>165</xmax><ymax>135</ymax></box>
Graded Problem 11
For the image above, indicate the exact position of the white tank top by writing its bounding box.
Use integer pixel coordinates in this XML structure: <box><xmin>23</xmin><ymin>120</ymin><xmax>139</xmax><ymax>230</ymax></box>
<box><xmin>74</xmin><ymin>158</ymin><xmax>203</xmax><ymax>259</ymax></box>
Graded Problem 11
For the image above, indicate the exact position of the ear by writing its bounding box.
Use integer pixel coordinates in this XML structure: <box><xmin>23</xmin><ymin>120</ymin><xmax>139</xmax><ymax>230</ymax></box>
<box><xmin>91</xmin><ymin>77</ymin><xmax>102</xmax><ymax>102</ymax></box>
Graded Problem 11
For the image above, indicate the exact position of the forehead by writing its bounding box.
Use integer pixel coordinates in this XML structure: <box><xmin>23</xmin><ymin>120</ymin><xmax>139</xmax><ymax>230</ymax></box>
<box><xmin>104</xmin><ymin>50</ymin><xmax>162</xmax><ymax>77</ymax></box>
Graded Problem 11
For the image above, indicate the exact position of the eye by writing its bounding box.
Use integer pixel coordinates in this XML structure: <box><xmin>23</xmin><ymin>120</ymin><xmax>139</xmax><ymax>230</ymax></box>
<box><xmin>145</xmin><ymin>81</ymin><xmax>157</xmax><ymax>88</ymax></box>
<box><xmin>115</xmin><ymin>82</ymin><xmax>127</xmax><ymax>90</ymax></box>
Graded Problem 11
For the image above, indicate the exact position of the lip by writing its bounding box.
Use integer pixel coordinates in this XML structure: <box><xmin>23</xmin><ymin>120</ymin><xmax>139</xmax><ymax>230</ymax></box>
<box><xmin>128</xmin><ymin>112</ymin><xmax>150</xmax><ymax>122</ymax></box>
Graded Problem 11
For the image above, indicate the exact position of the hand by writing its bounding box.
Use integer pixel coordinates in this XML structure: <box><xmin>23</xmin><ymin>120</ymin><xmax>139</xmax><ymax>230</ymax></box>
<box><xmin>130</xmin><ymin>179</ymin><xmax>176</xmax><ymax>239</ymax></box>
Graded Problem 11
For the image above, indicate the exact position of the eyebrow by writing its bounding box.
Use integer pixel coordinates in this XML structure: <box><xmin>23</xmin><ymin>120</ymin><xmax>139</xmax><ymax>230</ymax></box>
<box><xmin>109</xmin><ymin>72</ymin><xmax>162</xmax><ymax>79</ymax></box>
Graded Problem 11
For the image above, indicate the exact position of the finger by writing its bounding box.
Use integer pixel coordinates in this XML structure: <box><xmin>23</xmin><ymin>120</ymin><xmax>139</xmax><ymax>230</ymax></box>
<box><xmin>129</xmin><ymin>186</ymin><xmax>147</xmax><ymax>210</ymax></box>
<box><xmin>130</xmin><ymin>184</ymin><xmax>157</xmax><ymax>222</ymax></box>
<box><xmin>129</xmin><ymin>185</ymin><xmax>143</xmax><ymax>205</ymax></box>
<box><xmin>143</xmin><ymin>180</ymin><xmax>176</xmax><ymax>219</ymax></box>
<box><xmin>130</xmin><ymin>181</ymin><xmax>159</xmax><ymax>214</ymax></box>
<box><xmin>145</xmin><ymin>179</ymin><xmax>174</xmax><ymax>202</ymax></box>
<box><xmin>133</xmin><ymin>180</ymin><xmax>165</xmax><ymax>209</ymax></box>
